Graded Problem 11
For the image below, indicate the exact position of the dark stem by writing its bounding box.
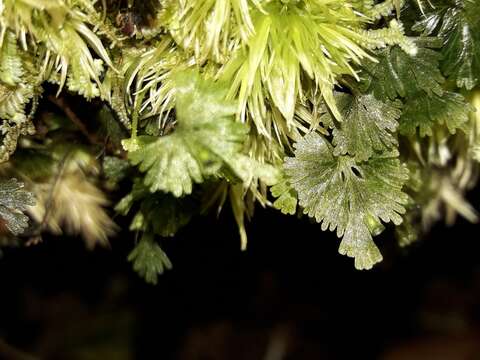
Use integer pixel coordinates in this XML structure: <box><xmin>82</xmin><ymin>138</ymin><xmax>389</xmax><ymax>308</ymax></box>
<box><xmin>47</xmin><ymin>95</ymin><xmax>122</xmax><ymax>156</ymax></box>
<box><xmin>47</xmin><ymin>95</ymin><xmax>101</xmax><ymax>145</ymax></box>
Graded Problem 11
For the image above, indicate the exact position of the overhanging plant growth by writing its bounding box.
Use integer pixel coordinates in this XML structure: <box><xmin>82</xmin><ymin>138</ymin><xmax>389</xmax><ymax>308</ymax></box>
<box><xmin>0</xmin><ymin>0</ymin><xmax>479</xmax><ymax>282</ymax></box>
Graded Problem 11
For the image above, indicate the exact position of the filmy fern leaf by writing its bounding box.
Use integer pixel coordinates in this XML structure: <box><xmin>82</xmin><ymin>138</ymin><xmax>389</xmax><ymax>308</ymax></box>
<box><xmin>0</xmin><ymin>178</ymin><xmax>35</xmax><ymax>235</ymax></box>
<box><xmin>117</xmin><ymin>180</ymin><xmax>196</xmax><ymax>238</ymax></box>
<box><xmin>321</xmin><ymin>92</ymin><xmax>402</xmax><ymax>161</ymax></box>
<box><xmin>399</xmin><ymin>91</ymin><xmax>471</xmax><ymax>137</ymax></box>
<box><xmin>0</xmin><ymin>32</ymin><xmax>24</xmax><ymax>86</ymax></box>
<box><xmin>362</xmin><ymin>44</ymin><xmax>444</xmax><ymax>101</ymax></box>
<box><xmin>362</xmin><ymin>43</ymin><xmax>471</xmax><ymax>137</ymax></box>
<box><xmin>128</xmin><ymin>70</ymin><xmax>257</xmax><ymax>197</ymax></box>
<box><xmin>413</xmin><ymin>0</ymin><xmax>480</xmax><ymax>90</ymax></box>
<box><xmin>0</xmin><ymin>41</ymin><xmax>39</xmax><ymax>163</ymax></box>
<box><xmin>284</xmin><ymin>132</ymin><xmax>409</xmax><ymax>269</ymax></box>
<box><xmin>128</xmin><ymin>233</ymin><xmax>172</xmax><ymax>285</ymax></box>
<box><xmin>270</xmin><ymin>177</ymin><xmax>298</xmax><ymax>215</ymax></box>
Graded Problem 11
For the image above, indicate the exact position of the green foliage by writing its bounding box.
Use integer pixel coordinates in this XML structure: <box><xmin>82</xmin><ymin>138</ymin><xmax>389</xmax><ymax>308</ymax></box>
<box><xmin>362</xmin><ymin>43</ymin><xmax>471</xmax><ymax>137</ymax></box>
<box><xmin>322</xmin><ymin>92</ymin><xmax>402</xmax><ymax>161</ymax></box>
<box><xmin>216</xmin><ymin>0</ymin><xmax>414</xmax><ymax>141</ymax></box>
<box><xmin>128</xmin><ymin>70</ymin><xmax>258</xmax><ymax>197</ymax></box>
<box><xmin>0</xmin><ymin>178</ymin><xmax>35</xmax><ymax>235</ymax></box>
<box><xmin>116</xmin><ymin>179</ymin><xmax>195</xmax><ymax>238</ymax></box>
<box><xmin>413</xmin><ymin>0</ymin><xmax>480</xmax><ymax>89</ymax></box>
<box><xmin>399</xmin><ymin>91</ymin><xmax>470</xmax><ymax>136</ymax></box>
<box><xmin>284</xmin><ymin>133</ymin><xmax>409</xmax><ymax>269</ymax></box>
<box><xmin>103</xmin><ymin>156</ymin><xmax>131</xmax><ymax>184</ymax></box>
<box><xmin>128</xmin><ymin>233</ymin><xmax>172</xmax><ymax>285</ymax></box>
<box><xmin>1</xmin><ymin>0</ymin><xmax>479</xmax><ymax>277</ymax></box>
<box><xmin>271</xmin><ymin>177</ymin><xmax>298</xmax><ymax>215</ymax></box>
<box><xmin>0</xmin><ymin>32</ymin><xmax>23</xmax><ymax>87</ymax></box>
<box><xmin>0</xmin><ymin>31</ymin><xmax>39</xmax><ymax>163</ymax></box>
<box><xmin>0</xmin><ymin>0</ymin><xmax>116</xmax><ymax>99</ymax></box>
<box><xmin>363</xmin><ymin>45</ymin><xmax>444</xmax><ymax>100</ymax></box>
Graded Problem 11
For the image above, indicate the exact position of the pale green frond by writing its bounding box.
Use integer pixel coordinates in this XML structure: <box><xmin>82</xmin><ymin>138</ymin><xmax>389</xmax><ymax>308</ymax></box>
<box><xmin>128</xmin><ymin>232</ymin><xmax>172</xmax><ymax>285</ymax></box>
<box><xmin>0</xmin><ymin>178</ymin><xmax>35</xmax><ymax>235</ymax></box>
<box><xmin>0</xmin><ymin>82</ymin><xmax>34</xmax><ymax>122</ymax></box>
<box><xmin>0</xmin><ymin>31</ymin><xmax>23</xmax><ymax>86</ymax></box>
<box><xmin>129</xmin><ymin>135</ymin><xmax>204</xmax><ymax>197</ymax></box>
<box><xmin>362</xmin><ymin>44</ymin><xmax>444</xmax><ymax>101</ymax></box>
<box><xmin>270</xmin><ymin>177</ymin><xmax>297</xmax><ymax>215</ymax></box>
<box><xmin>412</xmin><ymin>0</ymin><xmax>480</xmax><ymax>89</ymax></box>
<box><xmin>321</xmin><ymin>92</ymin><xmax>402</xmax><ymax>161</ymax></box>
<box><xmin>128</xmin><ymin>70</ymin><xmax>257</xmax><ymax>197</ymax></box>
<box><xmin>0</xmin><ymin>49</ymin><xmax>39</xmax><ymax>163</ymax></box>
<box><xmin>400</xmin><ymin>91</ymin><xmax>471</xmax><ymax>137</ymax></box>
<box><xmin>284</xmin><ymin>132</ymin><xmax>409</xmax><ymax>269</ymax></box>
<box><xmin>360</xmin><ymin>40</ymin><xmax>470</xmax><ymax>137</ymax></box>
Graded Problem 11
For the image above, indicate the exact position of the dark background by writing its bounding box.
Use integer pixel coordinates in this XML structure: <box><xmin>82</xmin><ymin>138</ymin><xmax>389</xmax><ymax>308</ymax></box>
<box><xmin>1</xmin><ymin>191</ymin><xmax>480</xmax><ymax>359</ymax></box>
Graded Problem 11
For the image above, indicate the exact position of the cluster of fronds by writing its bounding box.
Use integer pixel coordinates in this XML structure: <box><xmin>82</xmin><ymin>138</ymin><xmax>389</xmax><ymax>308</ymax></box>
<box><xmin>1</xmin><ymin>0</ymin><xmax>479</xmax><ymax>281</ymax></box>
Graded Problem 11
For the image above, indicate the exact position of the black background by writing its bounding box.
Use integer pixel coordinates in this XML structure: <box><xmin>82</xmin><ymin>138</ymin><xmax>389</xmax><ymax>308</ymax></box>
<box><xmin>1</xmin><ymin>187</ymin><xmax>480</xmax><ymax>359</ymax></box>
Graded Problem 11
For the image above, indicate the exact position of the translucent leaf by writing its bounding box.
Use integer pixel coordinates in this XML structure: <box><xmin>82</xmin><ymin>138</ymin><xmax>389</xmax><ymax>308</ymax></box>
<box><xmin>362</xmin><ymin>44</ymin><xmax>444</xmax><ymax>101</ymax></box>
<box><xmin>399</xmin><ymin>91</ymin><xmax>471</xmax><ymax>137</ymax></box>
<box><xmin>115</xmin><ymin>179</ymin><xmax>149</xmax><ymax>216</ymax></box>
<box><xmin>323</xmin><ymin>93</ymin><xmax>402</xmax><ymax>161</ymax></box>
<box><xmin>0</xmin><ymin>178</ymin><xmax>35</xmax><ymax>235</ymax></box>
<box><xmin>116</xmin><ymin>180</ymin><xmax>196</xmax><ymax>238</ymax></box>
<box><xmin>413</xmin><ymin>0</ymin><xmax>480</xmax><ymax>89</ymax></box>
<box><xmin>395</xmin><ymin>210</ymin><xmax>420</xmax><ymax>248</ymax></box>
<box><xmin>0</xmin><ymin>33</ymin><xmax>40</xmax><ymax>163</ymax></box>
<box><xmin>284</xmin><ymin>132</ymin><xmax>409</xmax><ymax>269</ymax></box>
<box><xmin>129</xmin><ymin>70</ymin><xmax>255</xmax><ymax>197</ymax></box>
<box><xmin>142</xmin><ymin>195</ymin><xmax>195</xmax><ymax>238</ymax></box>
<box><xmin>0</xmin><ymin>32</ymin><xmax>24</xmax><ymax>86</ymax></box>
<box><xmin>362</xmin><ymin>41</ymin><xmax>470</xmax><ymax>137</ymax></box>
<box><xmin>103</xmin><ymin>156</ymin><xmax>131</xmax><ymax>184</ymax></box>
<box><xmin>128</xmin><ymin>233</ymin><xmax>172</xmax><ymax>285</ymax></box>
<box><xmin>270</xmin><ymin>177</ymin><xmax>298</xmax><ymax>215</ymax></box>
<box><xmin>129</xmin><ymin>196</ymin><xmax>195</xmax><ymax>238</ymax></box>
<box><xmin>0</xmin><ymin>81</ymin><xmax>35</xmax><ymax>122</ymax></box>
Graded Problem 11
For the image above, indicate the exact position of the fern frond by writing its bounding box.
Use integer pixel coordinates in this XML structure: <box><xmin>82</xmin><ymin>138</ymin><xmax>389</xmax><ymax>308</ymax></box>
<box><xmin>0</xmin><ymin>178</ymin><xmax>35</xmax><ymax>235</ymax></box>
<box><xmin>284</xmin><ymin>132</ymin><xmax>409</xmax><ymax>269</ymax></box>
<box><xmin>0</xmin><ymin>40</ymin><xmax>40</xmax><ymax>163</ymax></box>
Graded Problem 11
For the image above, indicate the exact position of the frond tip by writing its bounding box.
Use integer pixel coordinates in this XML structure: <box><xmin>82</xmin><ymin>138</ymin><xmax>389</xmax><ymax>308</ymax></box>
<box><xmin>128</xmin><ymin>233</ymin><xmax>172</xmax><ymax>285</ymax></box>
